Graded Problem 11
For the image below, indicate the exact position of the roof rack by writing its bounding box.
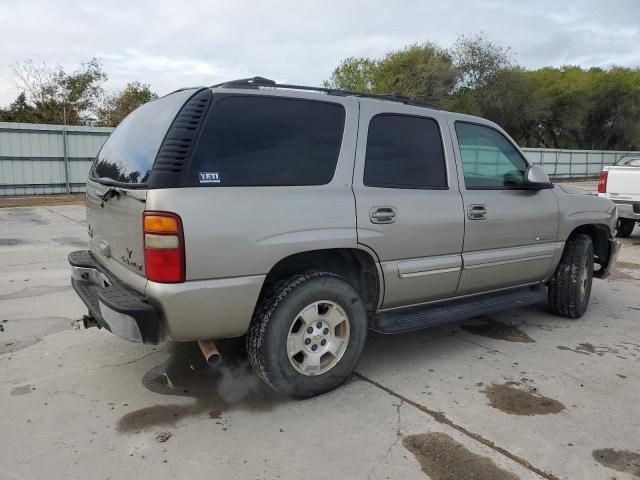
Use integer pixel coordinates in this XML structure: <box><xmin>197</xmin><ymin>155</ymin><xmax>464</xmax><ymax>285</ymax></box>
<box><xmin>210</xmin><ymin>77</ymin><xmax>439</xmax><ymax>110</ymax></box>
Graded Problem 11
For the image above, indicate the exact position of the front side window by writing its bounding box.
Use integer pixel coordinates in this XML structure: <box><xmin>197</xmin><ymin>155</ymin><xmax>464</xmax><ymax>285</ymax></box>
<box><xmin>364</xmin><ymin>114</ymin><xmax>447</xmax><ymax>189</ymax></box>
<box><xmin>455</xmin><ymin>122</ymin><xmax>528</xmax><ymax>189</ymax></box>
<box><xmin>187</xmin><ymin>95</ymin><xmax>345</xmax><ymax>186</ymax></box>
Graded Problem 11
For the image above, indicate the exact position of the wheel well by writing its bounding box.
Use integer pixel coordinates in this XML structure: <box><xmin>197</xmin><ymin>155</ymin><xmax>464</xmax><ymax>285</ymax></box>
<box><xmin>568</xmin><ymin>224</ymin><xmax>611</xmax><ymax>275</ymax></box>
<box><xmin>260</xmin><ymin>249</ymin><xmax>381</xmax><ymax>312</ymax></box>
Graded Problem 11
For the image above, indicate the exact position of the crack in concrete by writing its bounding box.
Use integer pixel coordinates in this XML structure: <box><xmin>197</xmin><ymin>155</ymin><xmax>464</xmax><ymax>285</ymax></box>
<box><xmin>453</xmin><ymin>334</ymin><xmax>512</xmax><ymax>357</ymax></box>
<box><xmin>354</xmin><ymin>372</ymin><xmax>559</xmax><ymax>480</ymax></box>
<box><xmin>0</xmin><ymin>349</ymin><xmax>166</xmax><ymax>387</ymax></box>
<box><xmin>366</xmin><ymin>400</ymin><xmax>404</xmax><ymax>480</ymax></box>
<box><xmin>0</xmin><ymin>464</ymin><xmax>32</xmax><ymax>480</ymax></box>
<box><xmin>42</xmin><ymin>206</ymin><xmax>87</xmax><ymax>227</ymax></box>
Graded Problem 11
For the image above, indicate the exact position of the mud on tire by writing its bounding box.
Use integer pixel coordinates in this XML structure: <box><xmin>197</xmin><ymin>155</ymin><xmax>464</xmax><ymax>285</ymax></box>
<box><xmin>247</xmin><ymin>271</ymin><xmax>368</xmax><ymax>398</ymax></box>
<box><xmin>548</xmin><ymin>234</ymin><xmax>594</xmax><ymax>318</ymax></box>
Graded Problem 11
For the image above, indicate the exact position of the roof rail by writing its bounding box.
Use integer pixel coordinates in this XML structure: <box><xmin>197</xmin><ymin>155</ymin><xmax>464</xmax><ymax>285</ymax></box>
<box><xmin>210</xmin><ymin>77</ymin><xmax>439</xmax><ymax>110</ymax></box>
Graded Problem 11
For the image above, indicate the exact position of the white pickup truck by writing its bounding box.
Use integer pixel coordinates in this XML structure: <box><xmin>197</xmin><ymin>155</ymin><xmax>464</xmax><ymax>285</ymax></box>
<box><xmin>599</xmin><ymin>156</ymin><xmax>640</xmax><ymax>237</ymax></box>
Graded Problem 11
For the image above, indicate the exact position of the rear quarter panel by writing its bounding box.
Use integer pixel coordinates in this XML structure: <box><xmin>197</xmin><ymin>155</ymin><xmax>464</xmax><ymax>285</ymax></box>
<box><xmin>146</xmin><ymin>185</ymin><xmax>358</xmax><ymax>281</ymax></box>
<box><xmin>145</xmin><ymin>94</ymin><xmax>360</xmax><ymax>282</ymax></box>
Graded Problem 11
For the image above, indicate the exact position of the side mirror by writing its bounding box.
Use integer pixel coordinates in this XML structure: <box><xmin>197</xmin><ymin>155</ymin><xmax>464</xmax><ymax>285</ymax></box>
<box><xmin>525</xmin><ymin>165</ymin><xmax>553</xmax><ymax>190</ymax></box>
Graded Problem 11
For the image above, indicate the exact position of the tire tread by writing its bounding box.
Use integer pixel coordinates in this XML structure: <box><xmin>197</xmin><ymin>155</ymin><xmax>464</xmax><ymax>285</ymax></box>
<box><xmin>247</xmin><ymin>271</ymin><xmax>343</xmax><ymax>392</ymax></box>
<box><xmin>548</xmin><ymin>234</ymin><xmax>593</xmax><ymax>318</ymax></box>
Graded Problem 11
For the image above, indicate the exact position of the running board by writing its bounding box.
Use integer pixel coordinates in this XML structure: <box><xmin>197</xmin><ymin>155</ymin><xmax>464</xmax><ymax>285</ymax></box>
<box><xmin>370</xmin><ymin>284</ymin><xmax>546</xmax><ymax>334</ymax></box>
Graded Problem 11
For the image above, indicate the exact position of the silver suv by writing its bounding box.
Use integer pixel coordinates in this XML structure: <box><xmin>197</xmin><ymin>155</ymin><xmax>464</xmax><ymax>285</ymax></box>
<box><xmin>69</xmin><ymin>77</ymin><xmax>620</xmax><ymax>398</ymax></box>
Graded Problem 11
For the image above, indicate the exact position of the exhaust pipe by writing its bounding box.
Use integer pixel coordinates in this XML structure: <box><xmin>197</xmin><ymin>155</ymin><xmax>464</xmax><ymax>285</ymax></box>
<box><xmin>73</xmin><ymin>314</ymin><xmax>101</xmax><ymax>330</ymax></box>
<box><xmin>198</xmin><ymin>340</ymin><xmax>221</xmax><ymax>365</ymax></box>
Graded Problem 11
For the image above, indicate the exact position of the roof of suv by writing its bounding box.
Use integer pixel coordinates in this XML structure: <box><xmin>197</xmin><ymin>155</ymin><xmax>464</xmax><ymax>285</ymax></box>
<box><xmin>159</xmin><ymin>77</ymin><xmax>503</xmax><ymax>136</ymax></box>
<box><xmin>209</xmin><ymin>76</ymin><xmax>441</xmax><ymax>111</ymax></box>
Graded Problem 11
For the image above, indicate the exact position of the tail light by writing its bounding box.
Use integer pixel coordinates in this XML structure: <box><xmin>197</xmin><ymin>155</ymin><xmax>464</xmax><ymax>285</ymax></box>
<box><xmin>143</xmin><ymin>212</ymin><xmax>185</xmax><ymax>283</ymax></box>
<box><xmin>597</xmin><ymin>170</ymin><xmax>608</xmax><ymax>193</ymax></box>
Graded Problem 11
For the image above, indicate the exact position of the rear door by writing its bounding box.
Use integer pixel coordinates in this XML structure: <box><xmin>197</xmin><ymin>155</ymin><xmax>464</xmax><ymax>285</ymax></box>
<box><xmin>86</xmin><ymin>88</ymin><xmax>199</xmax><ymax>292</ymax></box>
<box><xmin>450</xmin><ymin>119</ymin><xmax>560</xmax><ymax>295</ymax></box>
<box><xmin>353</xmin><ymin>101</ymin><xmax>464</xmax><ymax>308</ymax></box>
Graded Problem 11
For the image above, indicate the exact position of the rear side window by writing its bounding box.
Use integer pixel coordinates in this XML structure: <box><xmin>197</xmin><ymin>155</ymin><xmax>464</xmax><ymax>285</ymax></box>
<box><xmin>364</xmin><ymin>114</ymin><xmax>447</xmax><ymax>189</ymax></box>
<box><xmin>187</xmin><ymin>96</ymin><xmax>345</xmax><ymax>186</ymax></box>
<box><xmin>91</xmin><ymin>88</ymin><xmax>196</xmax><ymax>184</ymax></box>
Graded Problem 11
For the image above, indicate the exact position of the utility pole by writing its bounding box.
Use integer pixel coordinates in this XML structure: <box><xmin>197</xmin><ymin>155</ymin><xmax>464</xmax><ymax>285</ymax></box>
<box><xmin>62</xmin><ymin>102</ymin><xmax>70</xmax><ymax>194</ymax></box>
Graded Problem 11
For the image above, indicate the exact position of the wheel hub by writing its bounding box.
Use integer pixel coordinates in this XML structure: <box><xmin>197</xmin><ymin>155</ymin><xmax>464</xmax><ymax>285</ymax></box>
<box><xmin>303</xmin><ymin>321</ymin><xmax>331</xmax><ymax>353</ymax></box>
<box><xmin>287</xmin><ymin>300</ymin><xmax>351</xmax><ymax>376</ymax></box>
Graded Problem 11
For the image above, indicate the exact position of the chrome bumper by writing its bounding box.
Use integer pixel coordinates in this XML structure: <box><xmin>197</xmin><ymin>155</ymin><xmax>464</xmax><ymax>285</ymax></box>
<box><xmin>614</xmin><ymin>201</ymin><xmax>640</xmax><ymax>220</ymax></box>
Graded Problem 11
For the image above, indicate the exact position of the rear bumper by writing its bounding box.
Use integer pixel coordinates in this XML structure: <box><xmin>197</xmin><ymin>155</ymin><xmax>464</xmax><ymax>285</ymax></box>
<box><xmin>69</xmin><ymin>250</ymin><xmax>163</xmax><ymax>344</ymax></box>
<box><xmin>613</xmin><ymin>201</ymin><xmax>640</xmax><ymax>220</ymax></box>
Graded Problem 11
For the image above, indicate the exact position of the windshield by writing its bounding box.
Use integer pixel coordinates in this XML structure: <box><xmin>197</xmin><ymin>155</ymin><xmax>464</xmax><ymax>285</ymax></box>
<box><xmin>615</xmin><ymin>156</ymin><xmax>640</xmax><ymax>167</ymax></box>
<box><xmin>90</xmin><ymin>88</ymin><xmax>196</xmax><ymax>185</ymax></box>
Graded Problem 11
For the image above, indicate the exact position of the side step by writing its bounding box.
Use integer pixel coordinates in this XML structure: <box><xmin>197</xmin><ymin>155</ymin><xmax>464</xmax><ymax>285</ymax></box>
<box><xmin>371</xmin><ymin>284</ymin><xmax>546</xmax><ymax>334</ymax></box>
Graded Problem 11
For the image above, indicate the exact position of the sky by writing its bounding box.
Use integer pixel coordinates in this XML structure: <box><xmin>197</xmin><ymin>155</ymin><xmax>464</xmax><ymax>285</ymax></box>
<box><xmin>0</xmin><ymin>0</ymin><xmax>639</xmax><ymax>105</ymax></box>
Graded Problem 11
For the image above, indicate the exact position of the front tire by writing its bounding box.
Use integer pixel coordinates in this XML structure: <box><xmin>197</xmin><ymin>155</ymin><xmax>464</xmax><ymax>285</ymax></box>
<box><xmin>616</xmin><ymin>218</ymin><xmax>636</xmax><ymax>238</ymax></box>
<box><xmin>247</xmin><ymin>271</ymin><xmax>368</xmax><ymax>398</ymax></box>
<box><xmin>548</xmin><ymin>234</ymin><xmax>594</xmax><ymax>318</ymax></box>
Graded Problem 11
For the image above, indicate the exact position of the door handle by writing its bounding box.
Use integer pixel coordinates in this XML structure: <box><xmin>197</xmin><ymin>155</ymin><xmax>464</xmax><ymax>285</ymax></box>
<box><xmin>467</xmin><ymin>204</ymin><xmax>487</xmax><ymax>220</ymax></box>
<box><xmin>370</xmin><ymin>206</ymin><xmax>396</xmax><ymax>224</ymax></box>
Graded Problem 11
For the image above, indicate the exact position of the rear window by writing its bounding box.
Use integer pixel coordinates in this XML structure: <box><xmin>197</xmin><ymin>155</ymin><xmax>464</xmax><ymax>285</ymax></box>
<box><xmin>187</xmin><ymin>95</ymin><xmax>345</xmax><ymax>186</ymax></box>
<box><xmin>91</xmin><ymin>88</ymin><xmax>196</xmax><ymax>184</ymax></box>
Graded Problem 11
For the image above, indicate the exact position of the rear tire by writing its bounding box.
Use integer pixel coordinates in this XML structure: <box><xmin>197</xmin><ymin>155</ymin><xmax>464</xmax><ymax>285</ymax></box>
<box><xmin>616</xmin><ymin>218</ymin><xmax>636</xmax><ymax>238</ymax></box>
<box><xmin>247</xmin><ymin>271</ymin><xmax>368</xmax><ymax>398</ymax></box>
<box><xmin>548</xmin><ymin>234</ymin><xmax>594</xmax><ymax>318</ymax></box>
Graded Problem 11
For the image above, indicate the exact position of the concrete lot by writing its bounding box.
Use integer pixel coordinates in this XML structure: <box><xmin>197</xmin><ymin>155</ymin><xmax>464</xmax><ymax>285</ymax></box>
<box><xmin>0</xmin><ymin>203</ymin><xmax>639</xmax><ymax>480</ymax></box>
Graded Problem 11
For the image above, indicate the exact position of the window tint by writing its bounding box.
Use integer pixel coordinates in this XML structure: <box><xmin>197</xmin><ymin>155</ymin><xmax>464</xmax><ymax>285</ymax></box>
<box><xmin>364</xmin><ymin>114</ymin><xmax>447</xmax><ymax>189</ymax></box>
<box><xmin>187</xmin><ymin>96</ymin><xmax>345</xmax><ymax>186</ymax></box>
<box><xmin>92</xmin><ymin>88</ymin><xmax>196</xmax><ymax>184</ymax></box>
<box><xmin>455</xmin><ymin>122</ymin><xmax>528</xmax><ymax>189</ymax></box>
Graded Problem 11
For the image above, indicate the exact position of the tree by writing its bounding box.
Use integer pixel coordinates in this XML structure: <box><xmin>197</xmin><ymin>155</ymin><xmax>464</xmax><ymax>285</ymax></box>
<box><xmin>584</xmin><ymin>67</ymin><xmax>640</xmax><ymax>150</ymax></box>
<box><xmin>452</xmin><ymin>33</ymin><xmax>513</xmax><ymax>91</ymax></box>
<box><xmin>0</xmin><ymin>92</ymin><xmax>37</xmax><ymax>122</ymax></box>
<box><xmin>373</xmin><ymin>43</ymin><xmax>459</xmax><ymax>107</ymax></box>
<box><xmin>470</xmin><ymin>67</ymin><xmax>549</xmax><ymax>147</ymax></box>
<box><xmin>324</xmin><ymin>44</ymin><xmax>459</xmax><ymax>107</ymax></box>
<box><xmin>98</xmin><ymin>82</ymin><xmax>158</xmax><ymax>127</ymax></box>
<box><xmin>0</xmin><ymin>58</ymin><xmax>107</xmax><ymax>125</ymax></box>
<box><xmin>322</xmin><ymin>57</ymin><xmax>377</xmax><ymax>92</ymax></box>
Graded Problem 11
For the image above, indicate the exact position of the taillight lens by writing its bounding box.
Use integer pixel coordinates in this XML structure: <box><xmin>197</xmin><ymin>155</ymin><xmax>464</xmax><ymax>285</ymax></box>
<box><xmin>143</xmin><ymin>212</ymin><xmax>185</xmax><ymax>283</ymax></box>
<box><xmin>597</xmin><ymin>170</ymin><xmax>608</xmax><ymax>193</ymax></box>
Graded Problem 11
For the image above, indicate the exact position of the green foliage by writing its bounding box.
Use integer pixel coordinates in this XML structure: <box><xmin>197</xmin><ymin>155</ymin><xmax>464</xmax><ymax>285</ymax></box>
<box><xmin>98</xmin><ymin>81</ymin><xmax>158</xmax><ymax>127</ymax></box>
<box><xmin>323</xmin><ymin>57</ymin><xmax>377</xmax><ymax>92</ymax></box>
<box><xmin>373</xmin><ymin>43</ymin><xmax>458</xmax><ymax>107</ymax></box>
<box><xmin>323</xmin><ymin>44</ymin><xmax>457</xmax><ymax>107</ymax></box>
<box><xmin>453</xmin><ymin>33</ymin><xmax>513</xmax><ymax>90</ymax></box>
<box><xmin>0</xmin><ymin>59</ymin><xmax>157</xmax><ymax>126</ymax></box>
<box><xmin>0</xmin><ymin>59</ymin><xmax>107</xmax><ymax>124</ymax></box>
<box><xmin>325</xmin><ymin>35</ymin><xmax>640</xmax><ymax>149</ymax></box>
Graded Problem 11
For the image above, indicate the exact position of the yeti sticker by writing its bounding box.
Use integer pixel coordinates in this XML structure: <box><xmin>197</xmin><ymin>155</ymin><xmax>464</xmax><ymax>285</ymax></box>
<box><xmin>199</xmin><ymin>172</ymin><xmax>220</xmax><ymax>184</ymax></box>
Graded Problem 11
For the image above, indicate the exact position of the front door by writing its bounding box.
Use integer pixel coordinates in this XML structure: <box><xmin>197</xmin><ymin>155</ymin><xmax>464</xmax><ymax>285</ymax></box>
<box><xmin>353</xmin><ymin>102</ymin><xmax>465</xmax><ymax>308</ymax></box>
<box><xmin>450</xmin><ymin>120</ymin><xmax>560</xmax><ymax>295</ymax></box>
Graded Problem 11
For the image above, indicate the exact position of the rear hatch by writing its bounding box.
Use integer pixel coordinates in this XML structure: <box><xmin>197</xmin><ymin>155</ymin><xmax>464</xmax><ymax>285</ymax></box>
<box><xmin>86</xmin><ymin>88</ymin><xmax>201</xmax><ymax>291</ymax></box>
